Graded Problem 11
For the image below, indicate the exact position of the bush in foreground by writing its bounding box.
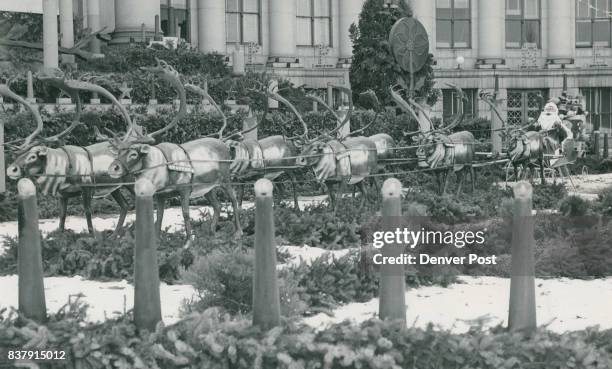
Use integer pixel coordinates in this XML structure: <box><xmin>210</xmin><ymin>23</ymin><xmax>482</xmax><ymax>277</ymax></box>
<box><xmin>1</xmin><ymin>306</ymin><xmax>612</xmax><ymax>369</ymax></box>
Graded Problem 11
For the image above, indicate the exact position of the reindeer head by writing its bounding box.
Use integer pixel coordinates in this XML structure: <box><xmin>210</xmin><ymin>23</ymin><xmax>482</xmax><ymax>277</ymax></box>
<box><xmin>296</xmin><ymin>140</ymin><xmax>328</xmax><ymax>167</ymax></box>
<box><xmin>6</xmin><ymin>145</ymin><xmax>49</xmax><ymax>180</ymax></box>
<box><xmin>506</xmin><ymin>128</ymin><xmax>528</xmax><ymax>162</ymax></box>
<box><xmin>108</xmin><ymin>144</ymin><xmax>151</xmax><ymax>179</ymax></box>
<box><xmin>415</xmin><ymin>133</ymin><xmax>446</xmax><ymax>169</ymax></box>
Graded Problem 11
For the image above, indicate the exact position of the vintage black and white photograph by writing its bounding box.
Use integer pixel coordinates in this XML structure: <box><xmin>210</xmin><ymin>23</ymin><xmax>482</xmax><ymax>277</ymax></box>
<box><xmin>1</xmin><ymin>0</ymin><xmax>612</xmax><ymax>368</ymax></box>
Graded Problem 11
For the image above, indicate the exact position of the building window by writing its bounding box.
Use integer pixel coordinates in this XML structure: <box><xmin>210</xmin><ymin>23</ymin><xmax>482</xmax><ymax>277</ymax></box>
<box><xmin>581</xmin><ymin>87</ymin><xmax>612</xmax><ymax>131</ymax></box>
<box><xmin>161</xmin><ymin>0</ymin><xmax>190</xmax><ymax>41</ymax></box>
<box><xmin>505</xmin><ymin>0</ymin><xmax>541</xmax><ymax>48</ymax></box>
<box><xmin>226</xmin><ymin>0</ymin><xmax>261</xmax><ymax>44</ymax></box>
<box><xmin>576</xmin><ymin>0</ymin><xmax>611</xmax><ymax>48</ymax></box>
<box><xmin>297</xmin><ymin>0</ymin><xmax>332</xmax><ymax>46</ymax></box>
<box><xmin>442</xmin><ymin>88</ymin><xmax>478</xmax><ymax>121</ymax></box>
<box><xmin>436</xmin><ymin>0</ymin><xmax>471</xmax><ymax>48</ymax></box>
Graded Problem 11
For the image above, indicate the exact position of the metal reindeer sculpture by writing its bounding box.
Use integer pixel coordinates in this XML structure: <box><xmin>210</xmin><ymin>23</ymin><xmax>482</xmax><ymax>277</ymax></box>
<box><xmin>479</xmin><ymin>91</ymin><xmax>564</xmax><ymax>185</ymax></box>
<box><xmin>392</xmin><ymin>84</ymin><xmax>476</xmax><ymax>194</ymax></box>
<box><xmin>3</xmin><ymin>71</ymin><xmax>136</xmax><ymax>236</ymax></box>
<box><xmin>219</xmin><ymin>82</ymin><xmax>308</xmax><ymax>210</ymax></box>
<box><xmin>295</xmin><ymin>87</ymin><xmax>395</xmax><ymax>209</ymax></box>
<box><xmin>107</xmin><ymin>60</ymin><xmax>243</xmax><ymax>244</ymax></box>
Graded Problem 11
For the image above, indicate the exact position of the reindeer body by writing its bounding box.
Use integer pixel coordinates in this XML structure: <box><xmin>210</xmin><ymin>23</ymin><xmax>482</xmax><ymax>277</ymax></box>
<box><xmin>417</xmin><ymin>131</ymin><xmax>476</xmax><ymax>194</ymax></box>
<box><xmin>8</xmin><ymin>142</ymin><xmax>133</xmax><ymax>235</ymax></box>
<box><xmin>229</xmin><ymin>135</ymin><xmax>298</xmax><ymax>180</ymax></box>
<box><xmin>507</xmin><ymin>130</ymin><xmax>560</xmax><ymax>185</ymax></box>
<box><xmin>109</xmin><ymin>137</ymin><xmax>242</xmax><ymax>241</ymax></box>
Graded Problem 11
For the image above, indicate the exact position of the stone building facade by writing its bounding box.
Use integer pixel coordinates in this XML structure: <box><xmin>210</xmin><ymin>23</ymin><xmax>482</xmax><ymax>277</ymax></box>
<box><xmin>4</xmin><ymin>0</ymin><xmax>612</xmax><ymax>131</ymax></box>
<box><xmin>416</xmin><ymin>0</ymin><xmax>612</xmax><ymax>132</ymax></box>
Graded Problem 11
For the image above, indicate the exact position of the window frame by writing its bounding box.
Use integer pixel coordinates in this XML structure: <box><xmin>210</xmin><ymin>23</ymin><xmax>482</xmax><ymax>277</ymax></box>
<box><xmin>442</xmin><ymin>88</ymin><xmax>478</xmax><ymax>121</ymax></box>
<box><xmin>576</xmin><ymin>0</ymin><xmax>612</xmax><ymax>48</ymax></box>
<box><xmin>296</xmin><ymin>0</ymin><xmax>333</xmax><ymax>47</ymax></box>
<box><xmin>505</xmin><ymin>0</ymin><xmax>542</xmax><ymax>49</ymax></box>
<box><xmin>435</xmin><ymin>0</ymin><xmax>472</xmax><ymax>49</ymax></box>
<box><xmin>226</xmin><ymin>0</ymin><xmax>262</xmax><ymax>45</ymax></box>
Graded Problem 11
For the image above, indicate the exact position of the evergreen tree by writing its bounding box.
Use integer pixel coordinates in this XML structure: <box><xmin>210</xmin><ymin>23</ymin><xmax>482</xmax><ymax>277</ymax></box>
<box><xmin>349</xmin><ymin>0</ymin><xmax>438</xmax><ymax>107</ymax></box>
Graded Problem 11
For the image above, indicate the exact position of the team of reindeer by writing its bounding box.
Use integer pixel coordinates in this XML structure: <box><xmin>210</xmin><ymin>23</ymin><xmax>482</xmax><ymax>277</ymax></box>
<box><xmin>1</xmin><ymin>59</ymin><xmax>561</xmax><ymax>244</ymax></box>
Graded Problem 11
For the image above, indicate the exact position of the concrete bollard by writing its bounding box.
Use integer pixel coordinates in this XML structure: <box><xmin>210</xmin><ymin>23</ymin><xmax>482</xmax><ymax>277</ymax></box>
<box><xmin>252</xmin><ymin>179</ymin><xmax>281</xmax><ymax>330</ymax></box>
<box><xmin>508</xmin><ymin>181</ymin><xmax>537</xmax><ymax>332</ymax></box>
<box><xmin>17</xmin><ymin>179</ymin><xmax>46</xmax><ymax>322</ymax></box>
<box><xmin>378</xmin><ymin>178</ymin><xmax>406</xmax><ymax>324</ymax></box>
<box><xmin>133</xmin><ymin>179</ymin><xmax>162</xmax><ymax>331</ymax></box>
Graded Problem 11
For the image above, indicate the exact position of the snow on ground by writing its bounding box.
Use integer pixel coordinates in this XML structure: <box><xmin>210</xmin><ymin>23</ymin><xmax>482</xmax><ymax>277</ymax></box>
<box><xmin>303</xmin><ymin>276</ymin><xmax>612</xmax><ymax>334</ymax></box>
<box><xmin>1</xmin><ymin>272</ymin><xmax>609</xmax><ymax>334</ymax></box>
<box><xmin>0</xmin><ymin>275</ymin><xmax>197</xmax><ymax>324</ymax></box>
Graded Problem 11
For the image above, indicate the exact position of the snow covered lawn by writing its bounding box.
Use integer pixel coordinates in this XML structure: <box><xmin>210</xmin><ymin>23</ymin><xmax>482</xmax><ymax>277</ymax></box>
<box><xmin>0</xmin><ymin>275</ymin><xmax>196</xmax><ymax>324</ymax></box>
<box><xmin>303</xmin><ymin>276</ymin><xmax>612</xmax><ymax>334</ymax></box>
<box><xmin>1</xmin><ymin>272</ymin><xmax>609</xmax><ymax>334</ymax></box>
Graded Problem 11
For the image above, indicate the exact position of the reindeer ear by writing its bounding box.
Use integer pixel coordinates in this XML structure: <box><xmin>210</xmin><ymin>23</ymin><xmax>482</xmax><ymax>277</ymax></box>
<box><xmin>37</xmin><ymin>147</ymin><xmax>48</xmax><ymax>156</ymax></box>
<box><xmin>138</xmin><ymin>145</ymin><xmax>151</xmax><ymax>154</ymax></box>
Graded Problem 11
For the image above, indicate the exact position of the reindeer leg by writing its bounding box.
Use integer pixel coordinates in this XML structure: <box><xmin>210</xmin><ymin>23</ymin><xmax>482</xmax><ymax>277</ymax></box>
<box><xmin>540</xmin><ymin>160</ymin><xmax>546</xmax><ymax>185</ymax></box>
<box><xmin>335</xmin><ymin>181</ymin><xmax>347</xmax><ymax>212</ymax></box>
<box><xmin>221</xmin><ymin>184</ymin><xmax>243</xmax><ymax>239</ymax></box>
<box><xmin>358</xmin><ymin>181</ymin><xmax>368</xmax><ymax>210</ymax></box>
<box><xmin>180</xmin><ymin>190</ymin><xmax>194</xmax><ymax>247</ymax></box>
<box><xmin>456</xmin><ymin>170</ymin><xmax>464</xmax><ymax>196</ymax></box>
<box><xmin>82</xmin><ymin>189</ymin><xmax>94</xmax><ymax>234</ymax></box>
<box><xmin>470</xmin><ymin>166</ymin><xmax>475</xmax><ymax>193</ymax></box>
<box><xmin>288</xmin><ymin>172</ymin><xmax>300</xmax><ymax>212</ymax></box>
<box><xmin>237</xmin><ymin>184</ymin><xmax>245</xmax><ymax>207</ymax></box>
<box><xmin>442</xmin><ymin>169</ymin><xmax>451</xmax><ymax>195</ymax></box>
<box><xmin>155</xmin><ymin>195</ymin><xmax>166</xmax><ymax>234</ymax></box>
<box><xmin>327</xmin><ymin>182</ymin><xmax>336</xmax><ymax>208</ymax></box>
<box><xmin>206</xmin><ymin>190</ymin><xmax>221</xmax><ymax>233</ymax></box>
<box><xmin>371</xmin><ymin>177</ymin><xmax>381</xmax><ymax>203</ymax></box>
<box><xmin>58</xmin><ymin>194</ymin><xmax>69</xmax><ymax>232</ymax></box>
<box><xmin>110</xmin><ymin>190</ymin><xmax>129</xmax><ymax>238</ymax></box>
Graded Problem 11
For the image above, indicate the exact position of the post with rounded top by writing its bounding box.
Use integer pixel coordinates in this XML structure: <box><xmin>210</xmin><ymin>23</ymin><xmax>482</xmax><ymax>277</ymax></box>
<box><xmin>378</xmin><ymin>178</ymin><xmax>406</xmax><ymax>324</ymax></box>
<box><xmin>508</xmin><ymin>181</ymin><xmax>536</xmax><ymax>332</ymax></box>
<box><xmin>252</xmin><ymin>179</ymin><xmax>281</xmax><ymax>329</ymax></box>
<box><xmin>134</xmin><ymin>178</ymin><xmax>162</xmax><ymax>331</ymax></box>
<box><xmin>17</xmin><ymin>178</ymin><xmax>46</xmax><ymax>322</ymax></box>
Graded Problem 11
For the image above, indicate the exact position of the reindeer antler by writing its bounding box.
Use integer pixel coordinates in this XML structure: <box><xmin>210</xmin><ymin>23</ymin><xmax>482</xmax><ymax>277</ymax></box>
<box><xmin>185</xmin><ymin>81</ymin><xmax>227</xmax><ymax>139</ymax></box>
<box><xmin>266</xmin><ymin>85</ymin><xmax>309</xmax><ymax>140</ymax></box>
<box><xmin>38</xmin><ymin>69</ymin><xmax>134</xmax><ymax>140</ymax></box>
<box><xmin>479</xmin><ymin>90</ymin><xmax>506</xmax><ymax>128</ymax></box>
<box><xmin>390</xmin><ymin>85</ymin><xmax>421</xmax><ymax>136</ymax></box>
<box><xmin>0</xmin><ymin>84</ymin><xmax>44</xmax><ymax>152</ymax></box>
<box><xmin>440</xmin><ymin>83</ymin><xmax>466</xmax><ymax>132</ymax></box>
<box><xmin>141</xmin><ymin>58</ymin><xmax>186</xmax><ymax>140</ymax></box>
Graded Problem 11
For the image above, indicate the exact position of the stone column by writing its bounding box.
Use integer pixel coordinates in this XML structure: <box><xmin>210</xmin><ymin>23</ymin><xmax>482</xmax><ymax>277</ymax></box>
<box><xmin>112</xmin><ymin>0</ymin><xmax>159</xmax><ymax>44</ymax></box>
<box><xmin>412</xmin><ymin>0</ymin><xmax>435</xmax><ymax>52</ymax></box>
<box><xmin>547</xmin><ymin>0</ymin><xmax>574</xmax><ymax>65</ymax></box>
<box><xmin>87</xmin><ymin>0</ymin><xmax>101</xmax><ymax>53</ymax></box>
<box><xmin>59</xmin><ymin>0</ymin><xmax>74</xmax><ymax>64</ymax></box>
<box><xmin>478</xmin><ymin>0</ymin><xmax>505</xmax><ymax>66</ymax></box>
<box><xmin>268</xmin><ymin>0</ymin><xmax>296</xmax><ymax>60</ymax></box>
<box><xmin>338</xmin><ymin>0</ymin><xmax>364</xmax><ymax>61</ymax></box>
<box><xmin>197</xmin><ymin>0</ymin><xmax>226</xmax><ymax>54</ymax></box>
<box><xmin>43</xmin><ymin>0</ymin><xmax>59</xmax><ymax>69</ymax></box>
<box><xmin>168</xmin><ymin>0</ymin><xmax>176</xmax><ymax>37</ymax></box>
